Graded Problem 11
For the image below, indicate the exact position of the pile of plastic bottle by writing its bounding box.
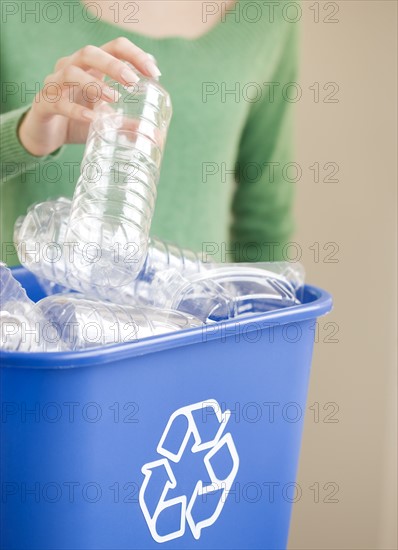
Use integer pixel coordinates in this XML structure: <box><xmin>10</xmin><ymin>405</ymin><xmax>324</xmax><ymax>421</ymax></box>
<box><xmin>0</xmin><ymin>66</ymin><xmax>304</xmax><ymax>352</ymax></box>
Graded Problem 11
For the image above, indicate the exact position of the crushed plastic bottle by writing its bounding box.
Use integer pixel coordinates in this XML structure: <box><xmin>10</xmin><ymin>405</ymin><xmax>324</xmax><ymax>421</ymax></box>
<box><xmin>128</xmin><ymin>236</ymin><xmax>209</xmax><ymax>305</ymax></box>
<box><xmin>14</xmin><ymin>197</ymin><xmax>71</xmax><ymax>289</ymax></box>
<box><xmin>225</xmin><ymin>262</ymin><xmax>305</xmax><ymax>292</ymax></box>
<box><xmin>15</xmin><ymin>198</ymin><xmax>304</xmax><ymax>313</ymax></box>
<box><xmin>1</xmin><ymin>262</ymin><xmax>35</xmax><ymax>313</ymax></box>
<box><xmin>0</xmin><ymin>263</ymin><xmax>61</xmax><ymax>352</ymax></box>
<box><xmin>63</xmin><ymin>64</ymin><xmax>172</xmax><ymax>289</ymax></box>
<box><xmin>14</xmin><ymin>198</ymin><xmax>208</xmax><ymax>301</ymax></box>
<box><xmin>37</xmin><ymin>294</ymin><xmax>202</xmax><ymax>350</ymax></box>
<box><xmin>145</xmin><ymin>266</ymin><xmax>302</xmax><ymax>323</ymax></box>
<box><xmin>36</xmin><ymin>277</ymin><xmax>71</xmax><ymax>298</ymax></box>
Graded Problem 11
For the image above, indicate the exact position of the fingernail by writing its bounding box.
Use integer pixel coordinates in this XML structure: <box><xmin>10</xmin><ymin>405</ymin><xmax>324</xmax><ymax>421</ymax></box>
<box><xmin>121</xmin><ymin>68</ymin><xmax>140</xmax><ymax>85</ymax></box>
<box><xmin>82</xmin><ymin>109</ymin><xmax>95</xmax><ymax>121</ymax></box>
<box><xmin>147</xmin><ymin>53</ymin><xmax>157</xmax><ymax>64</ymax></box>
<box><xmin>145</xmin><ymin>59</ymin><xmax>161</xmax><ymax>79</ymax></box>
<box><xmin>102</xmin><ymin>86</ymin><xmax>121</xmax><ymax>102</ymax></box>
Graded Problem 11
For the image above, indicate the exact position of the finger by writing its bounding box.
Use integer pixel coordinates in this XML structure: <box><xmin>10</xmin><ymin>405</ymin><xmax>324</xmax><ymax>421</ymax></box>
<box><xmin>54</xmin><ymin>55</ymin><xmax>71</xmax><ymax>72</ymax></box>
<box><xmin>65</xmin><ymin>43</ymin><xmax>142</xmax><ymax>87</ymax></box>
<box><xmin>87</xmin><ymin>68</ymin><xmax>104</xmax><ymax>81</ymax></box>
<box><xmin>40</xmin><ymin>95</ymin><xmax>96</xmax><ymax>124</ymax></box>
<box><xmin>101</xmin><ymin>37</ymin><xmax>161</xmax><ymax>79</ymax></box>
<box><xmin>45</xmin><ymin>66</ymin><xmax>121</xmax><ymax>104</ymax></box>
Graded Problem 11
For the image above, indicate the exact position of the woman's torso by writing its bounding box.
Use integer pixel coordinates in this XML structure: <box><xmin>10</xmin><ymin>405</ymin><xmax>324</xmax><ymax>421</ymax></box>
<box><xmin>1</xmin><ymin>0</ymin><xmax>289</xmax><ymax>265</ymax></box>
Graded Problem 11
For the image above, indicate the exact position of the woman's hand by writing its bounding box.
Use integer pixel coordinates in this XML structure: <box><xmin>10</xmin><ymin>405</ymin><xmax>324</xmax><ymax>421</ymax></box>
<box><xmin>18</xmin><ymin>37</ymin><xmax>161</xmax><ymax>157</ymax></box>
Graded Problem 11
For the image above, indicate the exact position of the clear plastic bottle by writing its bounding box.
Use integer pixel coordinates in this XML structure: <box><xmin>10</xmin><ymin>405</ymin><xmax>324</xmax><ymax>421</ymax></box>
<box><xmin>145</xmin><ymin>266</ymin><xmax>302</xmax><ymax>323</ymax></box>
<box><xmin>14</xmin><ymin>198</ymin><xmax>208</xmax><ymax>301</ymax></box>
<box><xmin>37</xmin><ymin>295</ymin><xmax>202</xmax><ymax>350</ymax></box>
<box><xmin>1</xmin><ymin>262</ymin><xmax>35</xmax><ymax>312</ymax></box>
<box><xmin>0</xmin><ymin>263</ymin><xmax>61</xmax><ymax>352</ymax></box>
<box><xmin>226</xmin><ymin>262</ymin><xmax>305</xmax><ymax>292</ymax></box>
<box><xmin>127</xmin><ymin>235</ymin><xmax>208</xmax><ymax>305</ymax></box>
<box><xmin>14</xmin><ymin>197</ymin><xmax>72</xmax><ymax>288</ymax></box>
<box><xmin>63</xmin><ymin>64</ymin><xmax>172</xmax><ymax>289</ymax></box>
<box><xmin>15</xmin><ymin>198</ymin><xmax>304</xmax><ymax>315</ymax></box>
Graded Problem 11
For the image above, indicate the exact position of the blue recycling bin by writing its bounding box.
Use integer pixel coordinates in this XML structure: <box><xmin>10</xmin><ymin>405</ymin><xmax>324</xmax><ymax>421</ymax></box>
<box><xmin>0</xmin><ymin>268</ymin><xmax>332</xmax><ymax>550</ymax></box>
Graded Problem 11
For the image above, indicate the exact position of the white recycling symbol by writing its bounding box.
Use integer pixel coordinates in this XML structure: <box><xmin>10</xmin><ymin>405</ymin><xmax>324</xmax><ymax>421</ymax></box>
<box><xmin>139</xmin><ymin>399</ymin><xmax>240</xmax><ymax>543</ymax></box>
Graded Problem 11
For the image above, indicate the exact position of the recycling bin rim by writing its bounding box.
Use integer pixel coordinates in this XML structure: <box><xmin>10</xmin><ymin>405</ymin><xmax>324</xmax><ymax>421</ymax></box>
<box><xmin>0</xmin><ymin>267</ymin><xmax>333</xmax><ymax>370</ymax></box>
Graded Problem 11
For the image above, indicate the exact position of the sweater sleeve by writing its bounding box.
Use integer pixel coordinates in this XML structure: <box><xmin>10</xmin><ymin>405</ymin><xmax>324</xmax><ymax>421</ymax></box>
<box><xmin>230</xmin><ymin>24</ymin><xmax>299</xmax><ymax>262</ymax></box>
<box><xmin>0</xmin><ymin>106</ymin><xmax>63</xmax><ymax>185</ymax></box>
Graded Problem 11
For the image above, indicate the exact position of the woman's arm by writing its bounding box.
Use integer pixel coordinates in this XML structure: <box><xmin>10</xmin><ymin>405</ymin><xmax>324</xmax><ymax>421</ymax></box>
<box><xmin>230</xmin><ymin>24</ymin><xmax>298</xmax><ymax>262</ymax></box>
<box><xmin>1</xmin><ymin>38</ymin><xmax>160</xmax><ymax>186</ymax></box>
<box><xmin>0</xmin><ymin>107</ymin><xmax>63</xmax><ymax>185</ymax></box>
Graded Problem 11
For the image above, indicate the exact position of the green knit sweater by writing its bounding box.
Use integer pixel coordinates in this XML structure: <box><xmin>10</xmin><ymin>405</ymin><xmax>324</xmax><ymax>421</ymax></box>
<box><xmin>0</xmin><ymin>1</ymin><xmax>297</xmax><ymax>266</ymax></box>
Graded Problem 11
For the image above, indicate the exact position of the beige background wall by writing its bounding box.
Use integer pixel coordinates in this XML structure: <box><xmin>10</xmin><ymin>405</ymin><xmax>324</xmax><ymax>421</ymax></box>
<box><xmin>289</xmin><ymin>1</ymin><xmax>397</xmax><ymax>548</ymax></box>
